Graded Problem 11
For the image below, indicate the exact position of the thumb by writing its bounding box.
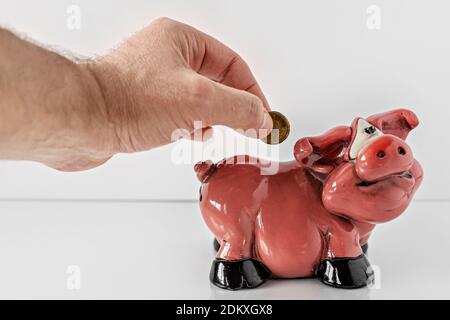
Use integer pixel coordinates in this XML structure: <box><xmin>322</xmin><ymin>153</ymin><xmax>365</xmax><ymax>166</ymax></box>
<box><xmin>195</xmin><ymin>77</ymin><xmax>273</xmax><ymax>138</ymax></box>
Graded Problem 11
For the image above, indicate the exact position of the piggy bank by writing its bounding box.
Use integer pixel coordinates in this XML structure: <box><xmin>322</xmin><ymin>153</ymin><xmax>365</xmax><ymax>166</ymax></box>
<box><xmin>195</xmin><ymin>109</ymin><xmax>423</xmax><ymax>290</ymax></box>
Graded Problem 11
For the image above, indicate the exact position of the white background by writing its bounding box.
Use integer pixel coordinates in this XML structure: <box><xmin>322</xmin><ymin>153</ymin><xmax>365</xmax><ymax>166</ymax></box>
<box><xmin>0</xmin><ymin>0</ymin><xmax>448</xmax><ymax>201</ymax></box>
<box><xmin>0</xmin><ymin>0</ymin><xmax>449</xmax><ymax>300</ymax></box>
<box><xmin>0</xmin><ymin>200</ymin><xmax>448</xmax><ymax>299</ymax></box>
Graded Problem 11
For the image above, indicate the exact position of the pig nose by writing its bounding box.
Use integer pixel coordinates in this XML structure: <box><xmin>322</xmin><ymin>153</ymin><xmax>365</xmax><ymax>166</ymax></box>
<box><xmin>355</xmin><ymin>135</ymin><xmax>414</xmax><ymax>182</ymax></box>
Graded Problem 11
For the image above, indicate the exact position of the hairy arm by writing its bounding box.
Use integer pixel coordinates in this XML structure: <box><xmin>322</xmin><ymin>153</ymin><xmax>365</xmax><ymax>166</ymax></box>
<box><xmin>0</xmin><ymin>28</ymin><xmax>113</xmax><ymax>170</ymax></box>
<box><xmin>0</xmin><ymin>18</ymin><xmax>272</xmax><ymax>171</ymax></box>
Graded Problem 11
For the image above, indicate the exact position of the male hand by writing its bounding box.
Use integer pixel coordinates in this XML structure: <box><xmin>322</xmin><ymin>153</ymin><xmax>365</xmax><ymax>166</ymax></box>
<box><xmin>0</xmin><ymin>18</ymin><xmax>272</xmax><ymax>171</ymax></box>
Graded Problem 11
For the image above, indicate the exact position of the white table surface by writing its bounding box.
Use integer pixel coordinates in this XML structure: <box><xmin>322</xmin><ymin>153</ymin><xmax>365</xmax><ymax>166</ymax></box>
<box><xmin>0</xmin><ymin>199</ymin><xmax>448</xmax><ymax>299</ymax></box>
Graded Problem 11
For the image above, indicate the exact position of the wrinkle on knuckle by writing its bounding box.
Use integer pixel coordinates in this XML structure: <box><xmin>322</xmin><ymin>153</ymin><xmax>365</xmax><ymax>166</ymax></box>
<box><xmin>216</xmin><ymin>54</ymin><xmax>240</xmax><ymax>83</ymax></box>
<box><xmin>190</xmin><ymin>77</ymin><xmax>214</xmax><ymax>101</ymax></box>
<box><xmin>246</xmin><ymin>95</ymin><xmax>263</xmax><ymax>127</ymax></box>
<box><xmin>178</xmin><ymin>83</ymin><xmax>214</xmax><ymax>127</ymax></box>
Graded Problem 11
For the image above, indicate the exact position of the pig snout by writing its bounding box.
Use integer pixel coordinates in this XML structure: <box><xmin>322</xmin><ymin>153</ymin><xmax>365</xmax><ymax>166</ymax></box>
<box><xmin>355</xmin><ymin>134</ymin><xmax>414</xmax><ymax>182</ymax></box>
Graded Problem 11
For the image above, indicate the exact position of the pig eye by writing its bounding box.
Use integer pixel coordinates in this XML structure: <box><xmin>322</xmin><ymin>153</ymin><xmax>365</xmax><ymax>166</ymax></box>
<box><xmin>364</xmin><ymin>126</ymin><xmax>376</xmax><ymax>135</ymax></box>
<box><xmin>377</xmin><ymin>151</ymin><xmax>386</xmax><ymax>158</ymax></box>
<box><xmin>349</xmin><ymin>118</ymin><xmax>384</xmax><ymax>160</ymax></box>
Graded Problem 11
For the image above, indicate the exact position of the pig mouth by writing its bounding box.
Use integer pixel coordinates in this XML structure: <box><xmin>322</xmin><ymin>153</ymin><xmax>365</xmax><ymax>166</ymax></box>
<box><xmin>356</xmin><ymin>171</ymin><xmax>413</xmax><ymax>187</ymax></box>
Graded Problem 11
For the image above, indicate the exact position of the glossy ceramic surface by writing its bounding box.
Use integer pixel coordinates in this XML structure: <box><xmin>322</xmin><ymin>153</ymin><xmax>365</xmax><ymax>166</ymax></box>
<box><xmin>195</xmin><ymin>109</ymin><xmax>423</xmax><ymax>290</ymax></box>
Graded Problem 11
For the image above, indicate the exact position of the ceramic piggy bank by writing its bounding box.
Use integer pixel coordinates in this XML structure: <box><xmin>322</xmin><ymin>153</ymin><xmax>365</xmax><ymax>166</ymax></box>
<box><xmin>195</xmin><ymin>109</ymin><xmax>423</xmax><ymax>290</ymax></box>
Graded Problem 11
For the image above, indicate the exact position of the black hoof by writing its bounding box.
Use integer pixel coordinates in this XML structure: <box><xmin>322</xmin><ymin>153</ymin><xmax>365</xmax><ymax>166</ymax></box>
<box><xmin>316</xmin><ymin>254</ymin><xmax>374</xmax><ymax>289</ymax></box>
<box><xmin>213</xmin><ymin>238</ymin><xmax>220</xmax><ymax>252</ymax></box>
<box><xmin>210</xmin><ymin>258</ymin><xmax>272</xmax><ymax>290</ymax></box>
<box><xmin>361</xmin><ymin>243</ymin><xmax>369</xmax><ymax>254</ymax></box>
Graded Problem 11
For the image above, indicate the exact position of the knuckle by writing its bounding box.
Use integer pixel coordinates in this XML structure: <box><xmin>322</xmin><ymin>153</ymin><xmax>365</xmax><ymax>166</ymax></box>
<box><xmin>173</xmin><ymin>77</ymin><xmax>215</xmax><ymax>127</ymax></box>
<box><xmin>246</xmin><ymin>95</ymin><xmax>264</xmax><ymax>126</ymax></box>
<box><xmin>150</xmin><ymin>17</ymin><xmax>182</xmax><ymax>34</ymax></box>
<box><xmin>190</xmin><ymin>77</ymin><xmax>214</xmax><ymax>100</ymax></box>
<box><xmin>151</xmin><ymin>17</ymin><xmax>175</xmax><ymax>27</ymax></box>
<box><xmin>190</xmin><ymin>78</ymin><xmax>215</xmax><ymax>125</ymax></box>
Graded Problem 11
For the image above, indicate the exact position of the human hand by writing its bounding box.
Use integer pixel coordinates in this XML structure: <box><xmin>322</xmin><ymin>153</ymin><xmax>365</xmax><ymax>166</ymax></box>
<box><xmin>87</xmin><ymin>17</ymin><xmax>273</xmax><ymax>153</ymax></box>
<box><xmin>0</xmin><ymin>18</ymin><xmax>272</xmax><ymax>171</ymax></box>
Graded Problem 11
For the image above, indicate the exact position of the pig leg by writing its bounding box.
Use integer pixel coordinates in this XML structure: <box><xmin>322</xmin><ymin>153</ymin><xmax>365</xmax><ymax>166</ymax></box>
<box><xmin>315</xmin><ymin>228</ymin><xmax>374</xmax><ymax>289</ymax></box>
<box><xmin>209</xmin><ymin>225</ymin><xmax>271</xmax><ymax>290</ymax></box>
<box><xmin>210</xmin><ymin>258</ymin><xmax>271</xmax><ymax>290</ymax></box>
<box><xmin>316</xmin><ymin>255</ymin><xmax>373</xmax><ymax>289</ymax></box>
<box><xmin>213</xmin><ymin>238</ymin><xmax>220</xmax><ymax>252</ymax></box>
<box><xmin>361</xmin><ymin>243</ymin><xmax>369</xmax><ymax>254</ymax></box>
<box><xmin>211</xmin><ymin>238</ymin><xmax>369</xmax><ymax>255</ymax></box>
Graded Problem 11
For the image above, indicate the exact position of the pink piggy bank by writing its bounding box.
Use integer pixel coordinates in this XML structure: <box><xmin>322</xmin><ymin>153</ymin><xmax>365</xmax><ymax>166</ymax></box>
<box><xmin>195</xmin><ymin>109</ymin><xmax>423</xmax><ymax>290</ymax></box>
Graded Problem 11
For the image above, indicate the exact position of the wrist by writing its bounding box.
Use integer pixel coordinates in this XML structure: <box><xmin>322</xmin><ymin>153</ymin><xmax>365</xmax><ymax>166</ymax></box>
<box><xmin>38</xmin><ymin>59</ymin><xmax>120</xmax><ymax>170</ymax></box>
<box><xmin>79</xmin><ymin>59</ymin><xmax>122</xmax><ymax>153</ymax></box>
<box><xmin>30</xmin><ymin>59</ymin><xmax>118</xmax><ymax>171</ymax></box>
<box><xmin>83</xmin><ymin>55</ymin><xmax>142</xmax><ymax>153</ymax></box>
<box><xmin>0</xmin><ymin>28</ymin><xmax>119</xmax><ymax>171</ymax></box>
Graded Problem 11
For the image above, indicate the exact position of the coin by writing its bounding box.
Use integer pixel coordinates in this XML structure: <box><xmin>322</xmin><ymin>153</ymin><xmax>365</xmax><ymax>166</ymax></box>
<box><xmin>262</xmin><ymin>111</ymin><xmax>290</xmax><ymax>145</ymax></box>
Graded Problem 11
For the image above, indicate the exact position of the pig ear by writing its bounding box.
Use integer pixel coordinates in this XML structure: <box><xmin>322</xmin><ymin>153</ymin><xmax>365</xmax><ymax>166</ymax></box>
<box><xmin>366</xmin><ymin>109</ymin><xmax>419</xmax><ymax>140</ymax></box>
<box><xmin>294</xmin><ymin>126</ymin><xmax>352</xmax><ymax>174</ymax></box>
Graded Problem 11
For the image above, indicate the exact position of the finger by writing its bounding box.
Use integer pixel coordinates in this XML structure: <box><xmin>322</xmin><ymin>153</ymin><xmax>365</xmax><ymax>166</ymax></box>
<box><xmin>188</xmin><ymin>126</ymin><xmax>214</xmax><ymax>142</ymax></box>
<box><xmin>199</xmin><ymin>44</ymin><xmax>271</xmax><ymax>111</ymax></box>
<box><xmin>176</xmin><ymin>21</ymin><xmax>271</xmax><ymax>111</ymax></box>
<box><xmin>199</xmin><ymin>52</ymin><xmax>270</xmax><ymax>110</ymax></box>
<box><xmin>189</xmin><ymin>75</ymin><xmax>273</xmax><ymax>138</ymax></box>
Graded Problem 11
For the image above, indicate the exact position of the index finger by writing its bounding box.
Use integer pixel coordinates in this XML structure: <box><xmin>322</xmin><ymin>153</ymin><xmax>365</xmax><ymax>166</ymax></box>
<box><xmin>180</xmin><ymin>23</ymin><xmax>271</xmax><ymax>110</ymax></box>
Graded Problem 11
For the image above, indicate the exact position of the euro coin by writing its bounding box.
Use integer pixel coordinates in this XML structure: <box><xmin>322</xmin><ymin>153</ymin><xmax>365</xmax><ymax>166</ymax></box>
<box><xmin>262</xmin><ymin>111</ymin><xmax>290</xmax><ymax>145</ymax></box>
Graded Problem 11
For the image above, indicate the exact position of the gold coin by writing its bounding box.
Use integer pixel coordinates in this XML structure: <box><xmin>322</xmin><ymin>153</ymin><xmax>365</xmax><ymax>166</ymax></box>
<box><xmin>262</xmin><ymin>111</ymin><xmax>290</xmax><ymax>145</ymax></box>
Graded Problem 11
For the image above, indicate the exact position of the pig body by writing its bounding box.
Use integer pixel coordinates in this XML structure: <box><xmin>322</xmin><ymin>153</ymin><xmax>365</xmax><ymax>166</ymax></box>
<box><xmin>200</xmin><ymin>158</ymin><xmax>341</xmax><ymax>278</ymax></box>
<box><xmin>196</xmin><ymin>109</ymin><xmax>423</xmax><ymax>290</ymax></box>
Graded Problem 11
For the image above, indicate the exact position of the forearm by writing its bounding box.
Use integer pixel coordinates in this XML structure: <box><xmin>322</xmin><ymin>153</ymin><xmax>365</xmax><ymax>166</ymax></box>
<box><xmin>0</xmin><ymin>19</ymin><xmax>271</xmax><ymax>171</ymax></box>
<box><xmin>0</xmin><ymin>28</ymin><xmax>113</xmax><ymax>169</ymax></box>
